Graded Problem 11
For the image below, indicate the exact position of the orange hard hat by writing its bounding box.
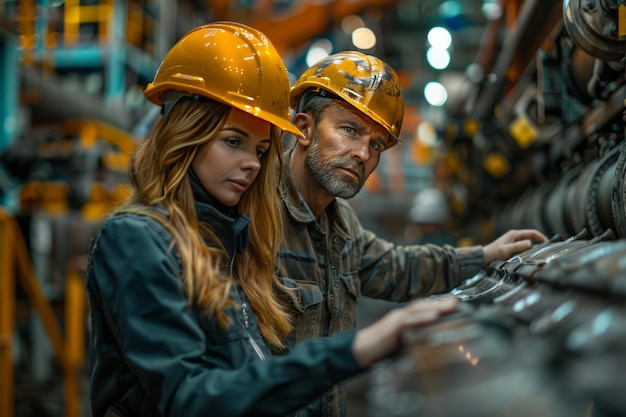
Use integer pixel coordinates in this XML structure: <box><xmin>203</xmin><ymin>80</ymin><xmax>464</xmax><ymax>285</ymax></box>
<box><xmin>144</xmin><ymin>21</ymin><xmax>301</xmax><ymax>137</ymax></box>
<box><xmin>290</xmin><ymin>51</ymin><xmax>404</xmax><ymax>149</ymax></box>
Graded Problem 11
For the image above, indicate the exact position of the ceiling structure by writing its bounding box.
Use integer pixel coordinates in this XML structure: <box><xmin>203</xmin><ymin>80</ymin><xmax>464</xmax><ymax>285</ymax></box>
<box><xmin>202</xmin><ymin>0</ymin><xmax>503</xmax><ymax>113</ymax></box>
<box><xmin>0</xmin><ymin>0</ymin><xmax>559</xmax><ymax>234</ymax></box>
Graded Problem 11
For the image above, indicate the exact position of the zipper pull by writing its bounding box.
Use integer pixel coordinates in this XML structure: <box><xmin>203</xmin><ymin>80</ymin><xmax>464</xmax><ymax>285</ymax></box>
<box><xmin>241</xmin><ymin>300</ymin><xmax>250</xmax><ymax>328</ymax></box>
<box><xmin>235</xmin><ymin>286</ymin><xmax>266</xmax><ymax>360</ymax></box>
<box><xmin>242</xmin><ymin>301</ymin><xmax>266</xmax><ymax>360</ymax></box>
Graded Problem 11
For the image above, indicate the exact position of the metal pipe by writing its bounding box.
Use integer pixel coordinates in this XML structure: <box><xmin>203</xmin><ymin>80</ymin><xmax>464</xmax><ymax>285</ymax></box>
<box><xmin>21</xmin><ymin>67</ymin><xmax>133</xmax><ymax>131</ymax></box>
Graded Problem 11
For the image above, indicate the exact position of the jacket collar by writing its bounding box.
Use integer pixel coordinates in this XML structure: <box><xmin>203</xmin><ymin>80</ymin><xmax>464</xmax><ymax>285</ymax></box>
<box><xmin>189</xmin><ymin>168</ymin><xmax>250</xmax><ymax>256</ymax></box>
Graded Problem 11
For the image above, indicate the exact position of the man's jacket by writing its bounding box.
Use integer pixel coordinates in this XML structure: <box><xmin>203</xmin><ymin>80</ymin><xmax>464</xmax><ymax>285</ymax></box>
<box><xmin>276</xmin><ymin>156</ymin><xmax>485</xmax><ymax>417</ymax></box>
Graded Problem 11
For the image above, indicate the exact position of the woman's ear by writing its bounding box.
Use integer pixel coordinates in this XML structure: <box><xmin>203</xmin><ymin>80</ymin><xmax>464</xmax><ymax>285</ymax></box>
<box><xmin>293</xmin><ymin>113</ymin><xmax>313</xmax><ymax>147</ymax></box>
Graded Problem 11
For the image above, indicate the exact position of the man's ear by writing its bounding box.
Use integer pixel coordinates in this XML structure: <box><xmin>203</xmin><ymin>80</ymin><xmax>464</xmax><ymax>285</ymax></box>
<box><xmin>293</xmin><ymin>113</ymin><xmax>313</xmax><ymax>146</ymax></box>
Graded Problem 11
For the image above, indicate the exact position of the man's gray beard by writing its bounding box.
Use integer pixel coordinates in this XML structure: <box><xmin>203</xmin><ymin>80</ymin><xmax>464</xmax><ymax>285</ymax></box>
<box><xmin>305</xmin><ymin>133</ymin><xmax>363</xmax><ymax>199</ymax></box>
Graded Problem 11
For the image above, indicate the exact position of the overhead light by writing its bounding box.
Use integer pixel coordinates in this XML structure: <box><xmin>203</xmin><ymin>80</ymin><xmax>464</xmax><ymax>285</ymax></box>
<box><xmin>417</xmin><ymin>120</ymin><xmax>438</xmax><ymax>146</ymax></box>
<box><xmin>439</xmin><ymin>1</ymin><xmax>462</xmax><ymax>17</ymax></box>
<box><xmin>482</xmin><ymin>0</ymin><xmax>503</xmax><ymax>20</ymax></box>
<box><xmin>426</xmin><ymin>47</ymin><xmax>451</xmax><ymax>70</ymax></box>
<box><xmin>352</xmin><ymin>27</ymin><xmax>377</xmax><ymax>50</ymax></box>
<box><xmin>427</xmin><ymin>27</ymin><xmax>452</xmax><ymax>50</ymax></box>
<box><xmin>341</xmin><ymin>15</ymin><xmax>364</xmax><ymax>34</ymax></box>
<box><xmin>424</xmin><ymin>82</ymin><xmax>448</xmax><ymax>107</ymax></box>
<box><xmin>305</xmin><ymin>39</ymin><xmax>332</xmax><ymax>67</ymax></box>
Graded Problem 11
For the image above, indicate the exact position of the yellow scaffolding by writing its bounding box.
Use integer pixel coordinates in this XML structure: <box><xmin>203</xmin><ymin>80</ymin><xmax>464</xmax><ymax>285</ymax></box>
<box><xmin>0</xmin><ymin>209</ymin><xmax>86</xmax><ymax>417</ymax></box>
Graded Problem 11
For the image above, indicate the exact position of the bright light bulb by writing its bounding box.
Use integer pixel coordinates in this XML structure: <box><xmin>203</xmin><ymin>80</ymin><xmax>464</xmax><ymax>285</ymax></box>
<box><xmin>427</xmin><ymin>26</ymin><xmax>452</xmax><ymax>49</ymax></box>
<box><xmin>352</xmin><ymin>27</ymin><xmax>377</xmax><ymax>50</ymax></box>
<box><xmin>424</xmin><ymin>82</ymin><xmax>448</xmax><ymax>107</ymax></box>
<box><xmin>426</xmin><ymin>47</ymin><xmax>451</xmax><ymax>70</ymax></box>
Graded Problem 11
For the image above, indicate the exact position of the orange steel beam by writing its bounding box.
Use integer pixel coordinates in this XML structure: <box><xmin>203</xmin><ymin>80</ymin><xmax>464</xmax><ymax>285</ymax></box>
<box><xmin>60</xmin><ymin>119</ymin><xmax>136</xmax><ymax>154</ymax></box>
<box><xmin>211</xmin><ymin>0</ymin><xmax>399</xmax><ymax>53</ymax></box>
<box><xmin>0</xmin><ymin>212</ymin><xmax>16</xmax><ymax>417</ymax></box>
<box><xmin>63</xmin><ymin>0</ymin><xmax>113</xmax><ymax>45</ymax></box>
<box><xmin>13</xmin><ymin>211</ymin><xmax>73</xmax><ymax>386</ymax></box>
<box><xmin>65</xmin><ymin>263</ymin><xmax>86</xmax><ymax>417</ymax></box>
<box><xmin>0</xmin><ymin>209</ymin><xmax>81</xmax><ymax>417</ymax></box>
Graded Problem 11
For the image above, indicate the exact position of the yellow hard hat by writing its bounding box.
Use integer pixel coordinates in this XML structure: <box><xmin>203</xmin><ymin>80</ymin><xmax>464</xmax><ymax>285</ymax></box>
<box><xmin>290</xmin><ymin>51</ymin><xmax>404</xmax><ymax>149</ymax></box>
<box><xmin>144</xmin><ymin>21</ymin><xmax>302</xmax><ymax>137</ymax></box>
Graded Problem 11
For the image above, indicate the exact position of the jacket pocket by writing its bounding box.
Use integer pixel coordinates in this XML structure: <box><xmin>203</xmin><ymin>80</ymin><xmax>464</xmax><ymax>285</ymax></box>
<box><xmin>278</xmin><ymin>277</ymin><xmax>324</xmax><ymax>312</ymax></box>
<box><xmin>277</xmin><ymin>277</ymin><xmax>325</xmax><ymax>341</ymax></box>
<box><xmin>338</xmin><ymin>273</ymin><xmax>361</xmax><ymax>304</ymax></box>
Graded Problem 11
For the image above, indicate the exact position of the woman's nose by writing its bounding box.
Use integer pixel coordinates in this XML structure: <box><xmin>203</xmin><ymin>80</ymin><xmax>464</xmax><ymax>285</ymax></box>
<box><xmin>240</xmin><ymin>151</ymin><xmax>262</xmax><ymax>171</ymax></box>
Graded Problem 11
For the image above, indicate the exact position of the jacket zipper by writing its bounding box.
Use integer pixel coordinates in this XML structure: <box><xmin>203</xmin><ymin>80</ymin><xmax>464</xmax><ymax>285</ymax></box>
<box><xmin>241</xmin><ymin>300</ymin><xmax>266</xmax><ymax>360</ymax></box>
<box><xmin>229</xmin><ymin>257</ymin><xmax>266</xmax><ymax>361</ymax></box>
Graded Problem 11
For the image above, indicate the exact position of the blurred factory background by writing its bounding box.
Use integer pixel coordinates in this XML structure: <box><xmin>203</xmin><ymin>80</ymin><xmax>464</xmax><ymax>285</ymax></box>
<box><xmin>0</xmin><ymin>0</ymin><xmax>624</xmax><ymax>416</ymax></box>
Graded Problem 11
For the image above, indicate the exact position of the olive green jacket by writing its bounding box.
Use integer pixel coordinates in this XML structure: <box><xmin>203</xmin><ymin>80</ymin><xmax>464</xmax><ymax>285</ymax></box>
<box><xmin>276</xmin><ymin>156</ymin><xmax>485</xmax><ymax>417</ymax></box>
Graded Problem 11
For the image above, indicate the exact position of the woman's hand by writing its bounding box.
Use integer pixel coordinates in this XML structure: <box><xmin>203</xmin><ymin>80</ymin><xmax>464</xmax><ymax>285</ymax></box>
<box><xmin>352</xmin><ymin>297</ymin><xmax>459</xmax><ymax>368</ymax></box>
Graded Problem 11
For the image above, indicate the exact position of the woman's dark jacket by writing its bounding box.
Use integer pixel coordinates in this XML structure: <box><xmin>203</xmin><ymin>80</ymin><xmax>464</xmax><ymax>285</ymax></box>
<box><xmin>86</xmin><ymin>176</ymin><xmax>364</xmax><ymax>417</ymax></box>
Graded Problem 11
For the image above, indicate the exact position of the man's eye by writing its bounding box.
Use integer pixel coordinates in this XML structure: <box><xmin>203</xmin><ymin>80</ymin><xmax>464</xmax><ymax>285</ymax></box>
<box><xmin>343</xmin><ymin>126</ymin><xmax>355</xmax><ymax>134</ymax></box>
<box><xmin>371</xmin><ymin>141</ymin><xmax>382</xmax><ymax>152</ymax></box>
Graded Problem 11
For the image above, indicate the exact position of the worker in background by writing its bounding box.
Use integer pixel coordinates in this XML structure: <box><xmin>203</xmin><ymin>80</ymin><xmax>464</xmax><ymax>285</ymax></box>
<box><xmin>85</xmin><ymin>23</ymin><xmax>459</xmax><ymax>417</ymax></box>
<box><xmin>277</xmin><ymin>51</ymin><xmax>548</xmax><ymax>417</ymax></box>
<box><xmin>404</xmin><ymin>186</ymin><xmax>457</xmax><ymax>246</ymax></box>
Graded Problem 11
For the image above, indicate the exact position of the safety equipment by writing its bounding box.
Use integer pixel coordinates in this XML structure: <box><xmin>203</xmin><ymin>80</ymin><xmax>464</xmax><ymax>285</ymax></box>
<box><xmin>290</xmin><ymin>51</ymin><xmax>404</xmax><ymax>149</ymax></box>
<box><xmin>144</xmin><ymin>21</ymin><xmax>302</xmax><ymax>137</ymax></box>
<box><xmin>409</xmin><ymin>187</ymin><xmax>449</xmax><ymax>224</ymax></box>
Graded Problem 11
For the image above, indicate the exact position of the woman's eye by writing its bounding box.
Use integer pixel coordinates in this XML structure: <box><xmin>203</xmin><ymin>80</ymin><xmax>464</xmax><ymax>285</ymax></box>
<box><xmin>256</xmin><ymin>148</ymin><xmax>266</xmax><ymax>158</ymax></box>
<box><xmin>225</xmin><ymin>137</ymin><xmax>240</xmax><ymax>147</ymax></box>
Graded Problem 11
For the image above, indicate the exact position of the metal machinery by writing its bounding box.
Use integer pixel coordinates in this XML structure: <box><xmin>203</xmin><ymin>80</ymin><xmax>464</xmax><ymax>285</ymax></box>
<box><xmin>368</xmin><ymin>1</ymin><xmax>626</xmax><ymax>416</ymax></box>
<box><xmin>0</xmin><ymin>1</ymin><xmax>410</xmax><ymax>416</ymax></box>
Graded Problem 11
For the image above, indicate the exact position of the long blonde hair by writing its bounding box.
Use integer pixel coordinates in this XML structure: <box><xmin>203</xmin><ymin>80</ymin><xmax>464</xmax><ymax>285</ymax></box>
<box><xmin>124</xmin><ymin>97</ymin><xmax>292</xmax><ymax>349</ymax></box>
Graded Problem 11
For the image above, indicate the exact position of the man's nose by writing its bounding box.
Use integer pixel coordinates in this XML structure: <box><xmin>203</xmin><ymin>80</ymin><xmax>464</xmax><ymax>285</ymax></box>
<box><xmin>351</xmin><ymin>138</ymin><xmax>371</xmax><ymax>161</ymax></box>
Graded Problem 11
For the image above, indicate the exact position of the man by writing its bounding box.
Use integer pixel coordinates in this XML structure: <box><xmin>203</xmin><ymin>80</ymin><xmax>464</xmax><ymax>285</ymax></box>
<box><xmin>276</xmin><ymin>51</ymin><xmax>546</xmax><ymax>417</ymax></box>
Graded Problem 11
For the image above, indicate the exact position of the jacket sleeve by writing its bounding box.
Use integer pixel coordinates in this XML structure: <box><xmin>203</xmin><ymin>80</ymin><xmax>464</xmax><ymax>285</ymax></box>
<box><xmin>88</xmin><ymin>214</ymin><xmax>364</xmax><ymax>417</ymax></box>
<box><xmin>336</xmin><ymin>200</ymin><xmax>485</xmax><ymax>300</ymax></box>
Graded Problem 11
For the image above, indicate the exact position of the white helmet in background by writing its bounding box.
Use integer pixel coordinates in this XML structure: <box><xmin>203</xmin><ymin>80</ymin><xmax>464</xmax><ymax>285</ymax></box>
<box><xmin>408</xmin><ymin>187</ymin><xmax>449</xmax><ymax>224</ymax></box>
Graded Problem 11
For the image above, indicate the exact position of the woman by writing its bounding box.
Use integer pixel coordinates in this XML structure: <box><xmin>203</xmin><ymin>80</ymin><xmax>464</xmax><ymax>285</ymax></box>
<box><xmin>86</xmin><ymin>22</ymin><xmax>457</xmax><ymax>417</ymax></box>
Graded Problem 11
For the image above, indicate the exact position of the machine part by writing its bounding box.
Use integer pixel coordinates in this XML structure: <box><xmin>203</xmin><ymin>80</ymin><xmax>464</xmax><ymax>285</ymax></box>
<box><xmin>563</xmin><ymin>0</ymin><xmax>626</xmax><ymax>62</ymax></box>
<box><xmin>509</xmin><ymin>180</ymin><xmax>555</xmax><ymax>233</ymax></box>
<box><xmin>584</xmin><ymin>143</ymin><xmax>623</xmax><ymax>236</ymax></box>
<box><xmin>289</xmin><ymin>51</ymin><xmax>404</xmax><ymax>149</ymax></box>
<box><xmin>450</xmin><ymin>268</ymin><xmax>525</xmax><ymax>305</ymax></box>
<box><xmin>569</xmin><ymin>160</ymin><xmax>597</xmax><ymax>235</ymax></box>
<box><xmin>611</xmin><ymin>143</ymin><xmax>626</xmax><ymax>237</ymax></box>
<box><xmin>495</xmin><ymin>233</ymin><xmax>564</xmax><ymax>272</ymax></box>
<box><xmin>543</xmin><ymin>166</ymin><xmax>583</xmax><ymax>237</ymax></box>
<box><xmin>534</xmin><ymin>239</ymin><xmax>626</xmax><ymax>290</ymax></box>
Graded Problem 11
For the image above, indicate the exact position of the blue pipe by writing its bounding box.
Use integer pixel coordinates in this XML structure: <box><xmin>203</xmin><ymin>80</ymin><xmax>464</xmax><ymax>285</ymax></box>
<box><xmin>0</xmin><ymin>33</ymin><xmax>20</xmax><ymax>153</ymax></box>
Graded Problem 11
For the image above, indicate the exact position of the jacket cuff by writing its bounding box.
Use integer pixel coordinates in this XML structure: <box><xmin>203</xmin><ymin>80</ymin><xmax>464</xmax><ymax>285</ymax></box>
<box><xmin>454</xmin><ymin>245</ymin><xmax>485</xmax><ymax>280</ymax></box>
<box><xmin>327</xmin><ymin>329</ymin><xmax>367</xmax><ymax>378</ymax></box>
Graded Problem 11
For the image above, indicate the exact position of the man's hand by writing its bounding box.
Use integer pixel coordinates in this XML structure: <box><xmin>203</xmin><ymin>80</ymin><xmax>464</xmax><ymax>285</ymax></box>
<box><xmin>482</xmin><ymin>229</ymin><xmax>548</xmax><ymax>264</ymax></box>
